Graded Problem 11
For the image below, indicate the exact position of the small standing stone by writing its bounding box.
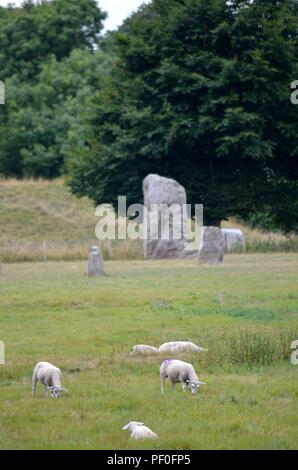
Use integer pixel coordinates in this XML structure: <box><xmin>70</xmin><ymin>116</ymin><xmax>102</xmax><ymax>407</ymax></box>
<box><xmin>87</xmin><ymin>246</ymin><xmax>105</xmax><ymax>276</ymax></box>
<box><xmin>198</xmin><ymin>226</ymin><xmax>224</xmax><ymax>265</ymax></box>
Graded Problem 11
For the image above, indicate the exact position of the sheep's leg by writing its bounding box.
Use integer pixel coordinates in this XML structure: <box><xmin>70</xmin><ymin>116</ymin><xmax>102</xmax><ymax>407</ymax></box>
<box><xmin>32</xmin><ymin>378</ymin><xmax>37</xmax><ymax>396</ymax></box>
<box><xmin>32</xmin><ymin>372</ymin><xmax>37</xmax><ymax>396</ymax></box>
<box><xmin>161</xmin><ymin>377</ymin><xmax>165</xmax><ymax>394</ymax></box>
<box><xmin>172</xmin><ymin>382</ymin><xmax>176</xmax><ymax>392</ymax></box>
<box><xmin>44</xmin><ymin>386</ymin><xmax>48</xmax><ymax>397</ymax></box>
<box><xmin>160</xmin><ymin>371</ymin><xmax>167</xmax><ymax>394</ymax></box>
<box><xmin>181</xmin><ymin>381</ymin><xmax>186</xmax><ymax>392</ymax></box>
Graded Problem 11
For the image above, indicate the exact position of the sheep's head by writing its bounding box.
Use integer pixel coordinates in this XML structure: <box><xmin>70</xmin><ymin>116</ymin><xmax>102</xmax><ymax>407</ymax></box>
<box><xmin>47</xmin><ymin>386</ymin><xmax>68</xmax><ymax>398</ymax></box>
<box><xmin>122</xmin><ymin>421</ymin><xmax>144</xmax><ymax>432</ymax></box>
<box><xmin>187</xmin><ymin>380</ymin><xmax>206</xmax><ymax>395</ymax></box>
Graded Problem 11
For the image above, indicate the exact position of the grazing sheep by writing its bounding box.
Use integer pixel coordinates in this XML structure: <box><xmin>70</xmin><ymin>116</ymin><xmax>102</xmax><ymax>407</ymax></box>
<box><xmin>32</xmin><ymin>362</ymin><xmax>68</xmax><ymax>398</ymax></box>
<box><xmin>158</xmin><ymin>341</ymin><xmax>207</xmax><ymax>355</ymax></box>
<box><xmin>130</xmin><ymin>344</ymin><xmax>158</xmax><ymax>356</ymax></box>
<box><xmin>160</xmin><ymin>359</ymin><xmax>205</xmax><ymax>395</ymax></box>
<box><xmin>122</xmin><ymin>422</ymin><xmax>158</xmax><ymax>440</ymax></box>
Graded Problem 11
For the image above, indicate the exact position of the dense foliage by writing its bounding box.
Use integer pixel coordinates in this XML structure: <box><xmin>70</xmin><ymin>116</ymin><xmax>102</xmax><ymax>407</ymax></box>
<box><xmin>0</xmin><ymin>0</ymin><xmax>110</xmax><ymax>177</ymax></box>
<box><xmin>0</xmin><ymin>0</ymin><xmax>105</xmax><ymax>80</ymax></box>
<box><xmin>67</xmin><ymin>0</ymin><xmax>298</xmax><ymax>231</ymax></box>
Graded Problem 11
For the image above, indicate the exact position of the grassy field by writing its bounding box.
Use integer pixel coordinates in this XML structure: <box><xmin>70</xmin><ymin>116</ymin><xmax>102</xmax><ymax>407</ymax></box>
<box><xmin>0</xmin><ymin>178</ymin><xmax>96</xmax><ymax>242</ymax></box>
<box><xmin>0</xmin><ymin>254</ymin><xmax>297</xmax><ymax>449</ymax></box>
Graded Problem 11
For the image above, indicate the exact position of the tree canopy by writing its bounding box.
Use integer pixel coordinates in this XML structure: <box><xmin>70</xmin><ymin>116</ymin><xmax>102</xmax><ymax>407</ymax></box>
<box><xmin>0</xmin><ymin>0</ymin><xmax>110</xmax><ymax>178</ymax></box>
<box><xmin>67</xmin><ymin>0</ymin><xmax>298</xmax><ymax>232</ymax></box>
<box><xmin>0</xmin><ymin>0</ymin><xmax>106</xmax><ymax>80</ymax></box>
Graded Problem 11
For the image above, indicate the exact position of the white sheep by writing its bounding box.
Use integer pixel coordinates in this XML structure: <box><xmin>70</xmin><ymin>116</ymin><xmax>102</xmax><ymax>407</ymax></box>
<box><xmin>158</xmin><ymin>341</ymin><xmax>207</xmax><ymax>355</ymax></box>
<box><xmin>122</xmin><ymin>422</ymin><xmax>158</xmax><ymax>440</ymax></box>
<box><xmin>32</xmin><ymin>362</ymin><xmax>68</xmax><ymax>398</ymax></box>
<box><xmin>130</xmin><ymin>344</ymin><xmax>159</xmax><ymax>356</ymax></box>
<box><xmin>160</xmin><ymin>359</ymin><xmax>205</xmax><ymax>394</ymax></box>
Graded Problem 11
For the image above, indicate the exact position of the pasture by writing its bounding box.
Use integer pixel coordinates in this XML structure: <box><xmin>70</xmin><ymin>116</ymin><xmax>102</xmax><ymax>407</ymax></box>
<box><xmin>0</xmin><ymin>254</ymin><xmax>297</xmax><ymax>449</ymax></box>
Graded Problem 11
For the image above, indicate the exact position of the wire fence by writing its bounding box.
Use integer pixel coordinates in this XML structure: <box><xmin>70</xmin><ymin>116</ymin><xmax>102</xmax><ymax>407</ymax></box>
<box><xmin>0</xmin><ymin>239</ymin><xmax>144</xmax><ymax>263</ymax></box>
<box><xmin>0</xmin><ymin>235</ymin><xmax>297</xmax><ymax>264</ymax></box>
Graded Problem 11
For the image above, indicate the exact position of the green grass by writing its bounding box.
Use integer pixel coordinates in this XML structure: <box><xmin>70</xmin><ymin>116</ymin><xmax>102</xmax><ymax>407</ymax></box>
<box><xmin>0</xmin><ymin>178</ymin><xmax>96</xmax><ymax>243</ymax></box>
<box><xmin>0</xmin><ymin>254</ymin><xmax>297</xmax><ymax>449</ymax></box>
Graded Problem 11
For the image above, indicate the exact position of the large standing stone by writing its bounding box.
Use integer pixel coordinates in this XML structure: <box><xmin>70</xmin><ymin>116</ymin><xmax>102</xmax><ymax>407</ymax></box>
<box><xmin>221</xmin><ymin>229</ymin><xmax>245</xmax><ymax>253</ymax></box>
<box><xmin>198</xmin><ymin>226</ymin><xmax>224</xmax><ymax>265</ymax></box>
<box><xmin>143</xmin><ymin>174</ymin><xmax>196</xmax><ymax>259</ymax></box>
<box><xmin>88</xmin><ymin>246</ymin><xmax>105</xmax><ymax>276</ymax></box>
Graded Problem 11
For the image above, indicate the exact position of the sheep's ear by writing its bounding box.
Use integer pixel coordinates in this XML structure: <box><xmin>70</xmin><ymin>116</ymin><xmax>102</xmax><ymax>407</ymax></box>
<box><xmin>47</xmin><ymin>386</ymin><xmax>55</xmax><ymax>390</ymax></box>
<box><xmin>122</xmin><ymin>424</ymin><xmax>130</xmax><ymax>430</ymax></box>
<box><xmin>198</xmin><ymin>381</ymin><xmax>206</xmax><ymax>385</ymax></box>
<box><xmin>62</xmin><ymin>387</ymin><xmax>68</xmax><ymax>392</ymax></box>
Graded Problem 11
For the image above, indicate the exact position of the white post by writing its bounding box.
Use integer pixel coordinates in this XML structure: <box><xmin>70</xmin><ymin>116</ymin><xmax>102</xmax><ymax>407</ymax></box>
<box><xmin>0</xmin><ymin>341</ymin><xmax>4</xmax><ymax>365</ymax></box>
<box><xmin>107</xmin><ymin>239</ymin><xmax>112</xmax><ymax>259</ymax></box>
<box><xmin>43</xmin><ymin>240</ymin><xmax>47</xmax><ymax>262</ymax></box>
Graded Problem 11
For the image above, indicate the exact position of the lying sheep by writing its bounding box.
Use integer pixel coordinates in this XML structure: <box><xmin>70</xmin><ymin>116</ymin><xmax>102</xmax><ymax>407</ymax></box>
<box><xmin>130</xmin><ymin>345</ymin><xmax>158</xmax><ymax>356</ymax></box>
<box><xmin>158</xmin><ymin>341</ymin><xmax>207</xmax><ymax>355</ymax></box>
<box><xmin>32</xmin><ymin>362</ymin><xmax>68</xmax><ymax>398</ymax></box>
<box><xmin>122</xmin><ymin>422</ymin><xmax>158</xmax><ymax>440</ymax></box>
<box><xmin>160</xmin><ymin>359</ymin><xmax>206</xmax><ymax>395</ymax></box>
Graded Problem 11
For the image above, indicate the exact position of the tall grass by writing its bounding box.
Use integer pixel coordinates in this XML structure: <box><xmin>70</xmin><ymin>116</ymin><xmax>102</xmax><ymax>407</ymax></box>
<box><xmin>245</xmin><ymin>237</ymin><xmax>298</xmax><ymax>253</ymax></box>
<box><xmin>197</xmin><ymin>327</ymin><xmax>296</xmax><ymax>370</ymax></box>
<box><xmin>0</xmin><ymin>239</ymin><xmax>144</xmax><ymax>263</ymax></box>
